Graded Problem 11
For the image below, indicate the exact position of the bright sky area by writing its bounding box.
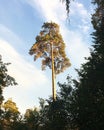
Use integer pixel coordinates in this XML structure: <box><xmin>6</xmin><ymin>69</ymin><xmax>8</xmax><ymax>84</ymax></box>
<box><xmin>0</xmin><ymin>0</ymin><xmax>94</xmax><ymax>113</ymax></box>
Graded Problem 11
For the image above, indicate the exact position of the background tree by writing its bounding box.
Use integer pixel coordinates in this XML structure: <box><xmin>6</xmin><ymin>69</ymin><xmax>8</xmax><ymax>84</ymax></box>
<box><xmin>0</xmin><ymin>55</ymin><xmax>17</xmax><ymax>130</ymax></box>
<box><xmin>38</xmin><ymin>98</ymin><xmax>48</xmax><ymax>128</ymax></box>
<box><xmin>0</xmin><ymin>55</ymin><xmax>17</xmax><ymax>106</ymax></box>
<box><xmin>2</xmin><ymin>98</ymin><xmax>20</xmax><ymax>130</ymax></box>
<box><xmin>36</xmin><ymin>76</ymin><xmax>73</xmax><ymax>130</ymax></box>
<box><xmin>69</xmin><ymin>0</ymin><xmax>104</xmax><ymax>130</ymax></box>
<box><xmin>60</xmin><ymin>0</ymin><xmax>72</xmax><ymax>16</ymax></box>
<box><xmin>45</xmin><ymin>100</ymin><xmax>68</xmax><ymax>130</ymax></box>
<box><xmin>29</xmin><ymin>22</ymin><xmax>71</xmax><ymax>101</ymax></box>
<box><xmin>56</xmin><ymin>75</ymin><xmax>73</xmax><ymax>130</ymax></box>
<box><xmin>24</xmin><ymin>107</ymin><xmax>40</xmax><ymax>130</ymax></box>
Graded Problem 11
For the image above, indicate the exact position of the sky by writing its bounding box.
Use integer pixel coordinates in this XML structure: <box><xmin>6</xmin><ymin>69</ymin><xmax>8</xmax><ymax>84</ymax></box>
<box><xmin>0</xmin><ymin>0</ymin><xmax>93</xmax><ymax>113</ymax></box>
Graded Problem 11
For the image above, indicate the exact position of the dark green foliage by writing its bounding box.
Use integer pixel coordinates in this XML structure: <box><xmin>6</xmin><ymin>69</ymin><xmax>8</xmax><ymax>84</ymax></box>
<box><xmin>60</xmin><ymin>0</ymin><xmax>73</xmax><ymax>16</ymax></box>
<box><xmin>46</xmin><ymin>100</ymin><xmax>68</xmax><ymax>130</ymax></box>
<box><xmin>58</xmin><ymin>75</ymin><xmax>72</xmax><ymax>100</ymax></box>
<box><xmin>24</xmin><ymin>108</ymin><xmax>40</xmax><ymax>130</ymax></box>
<box><xmin>0</xmin><ymin>55</ymin><xmax>17</xmax><ymax>106</ymax></box>
<box><xmin>0</xmin><ymin>55</ymin><xmax>17</xmax><ymax>87</ymax></box>
<box><xmin>0</xmin><ymin>55</ymin><xmax>18</xmax><ymax>130</ymax></box>
<box><xmin>40</xmin><ymin>76</ymin><xmax>73</xmax><ymax>130</ymax></box>
<box><xmin>69</xmin><ymin>1</ymin><xmax>104</xmax><ymax>130</ymax></box>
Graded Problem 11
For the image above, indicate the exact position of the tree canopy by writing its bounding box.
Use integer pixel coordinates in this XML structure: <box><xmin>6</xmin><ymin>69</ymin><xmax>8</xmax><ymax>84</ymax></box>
<box><xmin>68</xmin><ymin>0</ymin><xmax>104</xmax><ymax>129</ymax></box>
<box><xmin>0</xmin><ymin>55</ymin><xmax>17</xmax><ymax>106</ymax></box>
<box><xmin>29</xmin><ymin>22</ymin><xmax>71</xmax><ymax>75</ymax></box>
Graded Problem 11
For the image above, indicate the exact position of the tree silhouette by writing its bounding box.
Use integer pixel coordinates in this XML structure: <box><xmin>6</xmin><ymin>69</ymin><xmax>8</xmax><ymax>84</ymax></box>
<box><xmin>0</xmin><ymin>55</ymin><xmax>17</xmax><ymax>106</ymax></box>
<box><xmin>0</xmin><ymin>55</ymin><xmax>17</xmax><ymax>130</ymax></box>
<box><xmin>60</xmin><ymin>0</ymin><xmax>71</xmax><ymax>16</ymax></box>
<box><xmin>69</xmin><ymin>1</ymin><xmax>104</xmax><ymax>129</ymax></box>
<box><xmin>2</xmin><ymin>98</ymin><xmax>20</xmax><ymax>130</ymax></box>
<box><xmin>29</xmin><ymin>22</ymin><xmax>71</xmax><ymax>101</ymax></box>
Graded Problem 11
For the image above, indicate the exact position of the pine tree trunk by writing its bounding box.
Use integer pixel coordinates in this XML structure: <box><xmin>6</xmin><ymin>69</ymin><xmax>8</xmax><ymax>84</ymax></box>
<box><xmin>51</xmin><ymin>43</ymin><xmax>56</xmax><ymax>101</ymax></box>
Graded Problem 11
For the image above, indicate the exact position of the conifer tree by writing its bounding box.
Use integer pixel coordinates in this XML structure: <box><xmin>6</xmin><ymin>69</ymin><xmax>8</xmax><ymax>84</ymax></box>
<box><xmin>69</xmin><ymin>1</ymin><xmax>104</xmax><ymax>130</ymax></box>
<box><xmin>29</xmin><ymin>22</ymin><xmax>71</xmax><ymax>101</ymax></box>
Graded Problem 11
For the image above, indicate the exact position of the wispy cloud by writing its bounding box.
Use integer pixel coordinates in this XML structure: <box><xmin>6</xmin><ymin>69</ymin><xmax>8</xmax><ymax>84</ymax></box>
<box><xmin>0</xmin><ymin>24</ymin><xmax>33</xmax><ymax>56</ymax></box>
<box><xmin>25</xmin><ymin>0</ymin><xmax>91</xmax><ymax>31</ymax></box>
<box><xmin>0</xmin><ymin>24</ymin><xmax>24</xmax><ymax>51</ymax></box>
<box><xmin>71</xmin><ymin>2</ymin><xmax>89</xmax><ymax>16</ymax></box>
<box><xmin>24</xmin><ymin>0</ymin><xmax>66</xmax><ymax>23</ymax></box>
<box><xmin>0</xmin><ymin>0</ymin><xmax>92</xmax><ymax>113</ymax></box>
<box><xmin>59</xmin><ymin>25</ymin><xmax>90</xmax><ymax>69</ymax></box>
<box><xmin>70</xmin><ymin>1</ymin><xmax>91</xmax><ymax>33</ymax></box>
<box><xmin>23</xmin><ymin>0</ymin><xmax>92</xmax><ymax>78</ymax></box>
<box><xmin>0</xmin><ymin>39</ymin><xmax>51</xmax><ymax>113</ymax></box>
<box><xmin>0</xmin><ymin>0</ymin><xmax>25</xmax><ymax>21</ymax></box>
<box><xmin>0</xmin><ymin>40</ymin><xmax>47</xmax><ymax>87</ymax></box>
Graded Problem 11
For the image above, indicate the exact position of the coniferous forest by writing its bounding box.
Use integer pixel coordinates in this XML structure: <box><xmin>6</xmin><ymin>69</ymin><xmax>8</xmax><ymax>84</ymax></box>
<box><xmin>0</xmin><ymin>0</ymin><xmax>104</xmax><ymax>130</ymax></box>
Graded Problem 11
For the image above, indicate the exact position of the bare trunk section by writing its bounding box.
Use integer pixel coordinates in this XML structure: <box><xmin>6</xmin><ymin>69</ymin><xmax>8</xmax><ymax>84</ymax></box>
<box><xmin>51</xmin><ymin>43</ymin><xmax>56</xmax><ymax>101</ymax></box>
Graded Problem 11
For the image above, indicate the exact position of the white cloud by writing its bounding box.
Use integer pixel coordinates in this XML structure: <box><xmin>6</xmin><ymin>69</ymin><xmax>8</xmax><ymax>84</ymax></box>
<box><xmin>21</xmin><ymin>0</ymin><xmax>91</xmax><ymax>72</ymax></box>
<box><xmin>0</xmin><ymin>24</ymin><xmax>25</xmax><ymax>52</ymax></box>
<box><xmin>70</xmin><ymin>2</ymin><xmax>90</xmax><ymax>19</ymax></box>
<box><xmin>60</xmin><ymin>26</ymin><xmax>90</xmax><ymax>68</ymax></box>
<box><xmin>68</xmin><ymin>32</ymin><xmax>90</xmax><ymax>67</ymax></box>
<box><xmin>70</xmin><ymin>1</ymin><xmax>91</xmax><ymax>33</ymax></box>
<box><xmin>0</xmin><ymin>39</ymin><xmax>51</xmax><ymax>113</ymax></box>
<box><xmin>22</xmin><ymin>0</ymin><xmax>91</xmax><ymax>78</ymax></box>
<box><xmin>78</xmin><ymin>25</ymin><xmax>90</xmax><ymax>33</ymax></box>
<box><xmin>0</xmin><ymin>0</ymin><xmax>92</xmax><ymax>113</ymax></box>
<box><xmin>25</xmin><ymin>0</ymin><xmax>66</xmax><ymax>23</ymax></box>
